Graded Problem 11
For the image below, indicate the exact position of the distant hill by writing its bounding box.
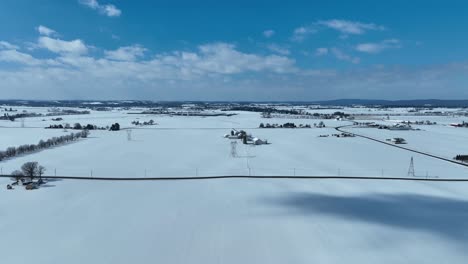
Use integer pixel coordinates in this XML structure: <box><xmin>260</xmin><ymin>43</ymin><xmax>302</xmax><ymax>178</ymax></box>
<box><xmin>1</xmin><ymin>99</ymin><xmax>468</xmax><ymax>108</ymax></box>
<box><xmin>313</xmin><ymin>99</ymin><xmax>468</xmax><ymax>107</ymax></box>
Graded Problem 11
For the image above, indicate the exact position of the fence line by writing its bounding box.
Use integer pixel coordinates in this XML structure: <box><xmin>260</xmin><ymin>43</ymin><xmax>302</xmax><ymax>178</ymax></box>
<box><xmin>1</xmin><ymin>174</ymin><xmax>467</xmax><ymax>182</ymax></box>
<box><xmin>0</xmin><ymin>165</ymin><xmax>448</xmax><ymax>179</ymax></box>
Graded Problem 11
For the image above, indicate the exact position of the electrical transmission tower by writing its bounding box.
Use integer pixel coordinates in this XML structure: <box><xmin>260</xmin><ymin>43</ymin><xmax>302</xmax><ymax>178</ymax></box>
<box><xmin>230</xmin><ymin>140</ymin><xmax>238</xmax><ymax>158</ymax></box>
<box><xmin>21</xmin><ymin>118</ymin><xmax>25</xmax><ymax>128</ymax></box>
<box><xmin>127</xmin><ymin>129</ymin><xmax>132</xmax><ymax>141</ymax></box>
<box><xmin>407</xmin><ymin>156</ymin><xmax>415</xmax><ymax>177</ymax></box>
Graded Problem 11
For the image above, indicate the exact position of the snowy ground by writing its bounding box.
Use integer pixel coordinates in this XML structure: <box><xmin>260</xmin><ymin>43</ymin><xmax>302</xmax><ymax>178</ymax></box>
<box><xmin>2</xmin><ymin>106</ymin><xmax>468</xmax><ymax>263</ymax></box>
<box><xmin>2</xmin><ymin>179</ymin><xmax>468</xmax><ymax>264</ymax></box>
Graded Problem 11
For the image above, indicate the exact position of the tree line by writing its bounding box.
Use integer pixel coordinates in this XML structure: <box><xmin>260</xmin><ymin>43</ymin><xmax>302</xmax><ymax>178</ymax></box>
<box><xmin>0</xmin><ymin>130</ymin><xmax>89</xmax><ymax>162</ymax></box>
<box><xmin>46</xmin><ymin>122</ymin><xmax>120</xmax><ymax>131</ymax></box>
<box><xmin>47</xmin><ymin>123</ymin><xmax>107</xmax><ymax>130</ymax></box>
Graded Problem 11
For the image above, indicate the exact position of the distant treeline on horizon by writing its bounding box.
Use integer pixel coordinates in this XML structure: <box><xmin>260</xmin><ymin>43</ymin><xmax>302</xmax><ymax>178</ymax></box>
<box><xmin>1</xmin><ymin>99</ymin><xmax>468</xmax><ymax>108</ymax></box>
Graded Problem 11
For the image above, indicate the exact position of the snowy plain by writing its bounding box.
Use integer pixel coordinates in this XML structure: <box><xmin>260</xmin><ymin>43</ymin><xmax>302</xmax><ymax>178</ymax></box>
<box><xmin>1</xmin><ymin>106</ymin><xmax>468</xmax><ymax>264</ymax></box>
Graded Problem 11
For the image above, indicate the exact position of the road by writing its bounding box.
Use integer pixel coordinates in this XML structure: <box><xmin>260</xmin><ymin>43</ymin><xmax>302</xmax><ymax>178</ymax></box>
<box><xmin>335</xmin><ymin>124</ymin><xmax>468</xmax><ymax>168</ymax></box>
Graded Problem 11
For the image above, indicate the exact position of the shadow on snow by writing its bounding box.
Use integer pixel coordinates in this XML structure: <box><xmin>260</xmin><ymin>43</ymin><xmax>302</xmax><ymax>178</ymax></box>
<box><xmin>261</xmin><ymin>192</ymin><xmax>468</xmax><ymax>241</ymax></box>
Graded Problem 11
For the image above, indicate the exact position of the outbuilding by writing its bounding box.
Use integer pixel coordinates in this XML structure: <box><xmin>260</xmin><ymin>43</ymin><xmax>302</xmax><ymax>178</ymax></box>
<box><xmin>253</xmin><ymin>138</ymin><xmax>267</xmax><ymax>145</ymax></box>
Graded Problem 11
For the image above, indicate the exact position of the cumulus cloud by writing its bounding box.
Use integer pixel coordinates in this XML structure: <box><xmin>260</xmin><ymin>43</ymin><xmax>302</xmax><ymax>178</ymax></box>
<box><xmin>103</xmin><ymin>4</ymin><xmax>121</xmax><ymax>16</ymax></box>
<box><xmin>330</xmin><ymin>48</ymin><xmax>360</xmax><ymax>64</ymax></box>
<box><xmin>0</xmin><ymin>39</ymin><xmax>302</xmax><ymax>99</ymax></box>
<box><xmin>191</xmin><ymin>43</ymin><xmax>296</xmax><ymax>74</ymax></box>
<box><xmin>80</xmin><ymin>0</ymin><xmax>99</xmax><ymax>8</ymax></box>
<box><xmin>291</xmin><ymin>19</ymin><xmax>384</xmax><ymax>41</ymax></box>
<box><xmin>313</xmin><ymin>46</ymin><xmax>360</xmax><ymax>63</ymax></box>
<box><xmin>0</xmin><ymin>50</ymin><xmax>41</xmax><ymax>65</ymax></box>
<box><xmin>291</xmin><ymin>26</ymin><xmax>317</xmax><ymax>42</ymax></box>
<box><xmin>263</xmin><ymin>30</ymin><xmax>275</xmax><ymax>38</ymax></box>
<box><xmin>1</xmin><ymin>38</ymin><xmax>296</xmax><ymax>80</ymax></box>
<box><xmin>38</xmin><ymin>36</ymin><xmax>88</xmax><ymax>55</ymax></box>
<box><xmin>1</xmin><ymin>56</ymin><xmax>467</xmax><ymax>100</ymax></box>
<box><xmin>79</xmin><ymin>0</ymin><xmax>121</xmax><ymax>17</ymax></box>
<box><xmin>37</xmin><ymin>25</ymin><xmax>57</xmax><ymax>36</ymax></box>
<box><xmin>1</xmin><ymin>26</ymin><xmax>465</xmax><ymax>101</ymax></box>
<box><xmin>356</xmin><ymin>39</ymin><xmax>401</xmax><ymax>54</ymax></box>
<box><xmin>315</xmin><ymin>47</ymin><xmax>329</xmax><ymax>56</ymax></box>
<box><xmin>0</xmin><ymin>41</ymin><xmax>19</xmax><ymax>50</ymax></box>
<box><xmin>105</xmin><ymin>45</ymin><xmax>147</xmax><ymax>61</ymax></box>
<box><xmin>267</xmin><ymin>44</ymin><xmax>290</xmax><ymax>55</ymax></box>
<box><xmin>318</xmin><ymin>19</ymin><xmax>385</xmax><ymax>35</ymax></box>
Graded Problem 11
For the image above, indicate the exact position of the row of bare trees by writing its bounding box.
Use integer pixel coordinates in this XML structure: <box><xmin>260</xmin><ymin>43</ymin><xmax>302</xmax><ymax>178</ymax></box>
<box><xmin>0</xmin><ymin>130</ymin><xmax>89</xmax><ymax>162</ymax></box>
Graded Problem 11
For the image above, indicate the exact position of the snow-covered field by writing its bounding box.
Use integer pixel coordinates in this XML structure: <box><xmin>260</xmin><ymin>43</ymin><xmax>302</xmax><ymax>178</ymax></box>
<box><xmin>2</xmin><ymin>105</ymin><xmax>468</xmax><ymax>263</ymax></box>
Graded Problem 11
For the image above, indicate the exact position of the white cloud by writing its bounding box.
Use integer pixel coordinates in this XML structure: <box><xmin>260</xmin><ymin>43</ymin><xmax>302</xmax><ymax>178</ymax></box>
<box><xmin>0</xmin><ymin>41</ymin><xmax>467</xmax><ymax>100</ymax></box>
<box><xmin>318</xmin><ymin>19</ymin><xmax>385</xmax><ymax>35</ymax></box>
<box><xmin>192</xmin><ymin>43</ymin><xmax>296</xmax><ymax>74</ymax></box>
<box><xmin>263</xmin><ymin>30</ymin><xmax>275</xmax><ymax>38</ymax></box>
<box><xmin>80</xmin><ymin>0</ymin><xmax>99</xmax><ymax>8</ymax></box>
<box><xmin>1</xmin><ymin>57</ymin><xmax>467</xmax><ymax>100</ymax></box>
<box><xmin>103</xmin><ymin>4</ymin><xmax>121</xmax><ymax>17</ymax></box>
<box><xmin>314</xmin><ymin>46</ymin><xmax>359</xmax><ymax>63</ymax></box>
<box><xmin>0</xmin><ymin>41</ymin><xmax>300</xmax><ymax>100</ymax></box>
<box><xmin>356</xmin><ymin>43</ymin><xmax>382</xmax><ymax>53</ymax></box>
<box><xmin>291</xmin><ymin>19</ymin><xmax>384</xmax><ymax>42</ymax></box>
<box><xmin>315</xmin><ymin>47</ymin><xmax>328</xmax><ymax>56</ymax></box>
<box><xmin>291</xmin><ymin>26</ymin><xmax>317</xmax><ymax>42</ymax></box>
<box><xmin>267</xmin><ymin>44</ymin><xmax>290</xmax><ymax>55</ymax></box>
<box><xmin>79</xmin><ymin>0</ymin><xmax>121</xmax><ymax>17</ymax></box>
<box><xmin>37</xmin><ymin>25</ymin><xmax>57</xmax><ymax>36</ymax></box>
<box><xmin>0</xmin><ymin>41</ymin><xmax>19</xmax><ymax>50</ymax></box>
<box><xmin>4</xmin><ymin>30</ymin><xmax>463</xmax><ymax>101</ymax></box>
<box><xmin>2</xmin><ymin>41</ymin><xmax>296</xmax><ymax>81</ymax></box>
<box><xmin>330</xmin><ymin>48</ymin><xmax>360</xmax><ymax>64</ymax></box>
<box><xmin>38</xmin><ymin>36</ymin><xmax>88</xmax><ymax>55</ymax></box>
<box><xmin>356</xmin><ymin>39</ymin><xmax>401</xmax><ymax>54</ymax></box>
<box><xmin>105</xmin><ymin>45</ymin><xmax>147</xmax><ymax>61</ymax></box>
<box><xmin>0</xmin><ymin>50</ymin><xmax>41</xmax><ymax>65</ymax></box>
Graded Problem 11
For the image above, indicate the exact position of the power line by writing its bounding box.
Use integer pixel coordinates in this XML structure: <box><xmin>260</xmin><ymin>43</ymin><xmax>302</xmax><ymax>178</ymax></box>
<box><xmin>1</xmin><ymin>174</ymin><xmax>468</xmax><ymax>182</ymax></box>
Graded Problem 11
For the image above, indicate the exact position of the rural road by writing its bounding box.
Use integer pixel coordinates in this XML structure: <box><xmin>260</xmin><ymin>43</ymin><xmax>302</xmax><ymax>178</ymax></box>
<box><xmin>335</xmin><ymin>125</ymin><xmax>468</xmax><ymax>168</ymax></box>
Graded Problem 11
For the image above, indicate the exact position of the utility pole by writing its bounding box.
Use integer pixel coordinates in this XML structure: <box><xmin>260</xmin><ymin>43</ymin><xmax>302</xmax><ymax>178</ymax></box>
<box><xmin>230</xmin><ymin>140</ymin><xmax>238</xmax><ymax>158</ymax></box>
<box><xmin>127</xmin><ymin>129</ymin><xmax>132</xmax><ymax>141</ymax></box>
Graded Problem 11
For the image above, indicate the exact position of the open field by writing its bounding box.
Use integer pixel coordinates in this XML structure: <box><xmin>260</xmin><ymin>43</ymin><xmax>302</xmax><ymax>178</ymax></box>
<box><xmin>2</xmin><ymin>104</ymin><xmax>468</xmax><ymax>264</ymax></box>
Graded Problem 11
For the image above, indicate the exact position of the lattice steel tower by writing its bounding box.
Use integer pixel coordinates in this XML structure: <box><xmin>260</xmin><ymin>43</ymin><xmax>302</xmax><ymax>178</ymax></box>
<box><xmin>407</xmin><ymin>156</ymin><xmax>415</xmax><ymax>177</ymax></box>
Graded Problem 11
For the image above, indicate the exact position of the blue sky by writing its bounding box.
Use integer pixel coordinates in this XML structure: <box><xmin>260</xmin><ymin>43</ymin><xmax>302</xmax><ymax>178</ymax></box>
<box><xmin>0</xmin><ymin>0</ymin><xmax>468</xmax><ymax>100</ymax></box>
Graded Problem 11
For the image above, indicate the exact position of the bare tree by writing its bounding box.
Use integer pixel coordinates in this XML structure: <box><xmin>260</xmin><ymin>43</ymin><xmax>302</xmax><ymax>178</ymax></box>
<box><xmin>21</xmin><ymin>161</ymin><xmax>39</xmax><ymax>179</ymax></box>
<box><xmin>81</xmin><ymin>130</ymin><xmax>90</xmax><ymax>138</ymax></box>
<box><xmin>5</xmin><ymin>147</ymin><xmax>16</xmax><ymax>157</ymax></box>
<box><xmin>38</xmin><ymin>165</ymin><xmax>46</xmax><ymax>181</ymax></box>
<box><xmin>11</xmin><ymin>170</ymin><xmax>24</xmax><ymax>184</ymax></box>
